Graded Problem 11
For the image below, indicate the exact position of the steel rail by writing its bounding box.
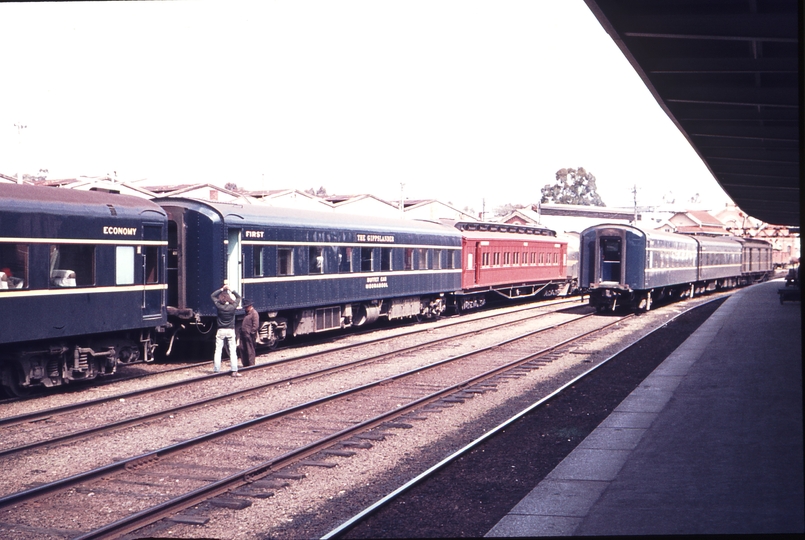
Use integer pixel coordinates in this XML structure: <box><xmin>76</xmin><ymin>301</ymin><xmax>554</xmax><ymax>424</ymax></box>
<box><xmin>0</xmin><ymin>306</ymin><xmax>583</xmax><ymax>458</ymax></box>
<box><xmin>0</xmin><ymin>312</ymin><xmax>618</xmax><ymax>540</ymax></box>
<box><xmin>319</xmin><ymin>297</ymin><xmax>724</xmax><ymax>539</ymax></box>
<box><xmin>72</xmin><ymin>313</ymin><xmax>626</xmax><ymax>539</ymax></box>
<box><xmin>0</xmin><ymin>297</ymin><xmax>581</xmax><ymax>428</ymax></box>
<box><xmin>0</xmin><ymin>310</ymin><xmax>603</xmax><ymax>510</ymax></box>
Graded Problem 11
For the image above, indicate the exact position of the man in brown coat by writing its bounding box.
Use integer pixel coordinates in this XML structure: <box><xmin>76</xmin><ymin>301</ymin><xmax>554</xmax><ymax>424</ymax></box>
<box><xmin>239</xmin><ymin>299</ymin><xmax>259</xmax><ymax>367</ymax></box>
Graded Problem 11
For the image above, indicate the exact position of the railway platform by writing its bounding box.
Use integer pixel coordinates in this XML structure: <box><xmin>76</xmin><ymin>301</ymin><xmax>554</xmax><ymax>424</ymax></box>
<box><xmin>486</xmin><ymin>279</ymin><xmax>804</xmax><ymax>536</ymax></box>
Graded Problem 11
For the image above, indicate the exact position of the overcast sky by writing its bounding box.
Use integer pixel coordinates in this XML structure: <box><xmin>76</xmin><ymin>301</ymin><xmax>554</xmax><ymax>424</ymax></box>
<box><xmin>0</xmin><ymin>1</ymin><xmax>734</xmax><ymax>214</ymax></box>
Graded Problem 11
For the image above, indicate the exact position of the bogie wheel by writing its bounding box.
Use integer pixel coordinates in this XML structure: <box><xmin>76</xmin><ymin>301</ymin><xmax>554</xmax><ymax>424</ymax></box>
<box><xmin>259</xmin><ymin>336</ymin><xmax>278</xmax><ymax>350</ymax></box>
<box><xmin>1</xmin><ymin>365</ymin><xmax>31</xmax><ymax>398</ymax></box>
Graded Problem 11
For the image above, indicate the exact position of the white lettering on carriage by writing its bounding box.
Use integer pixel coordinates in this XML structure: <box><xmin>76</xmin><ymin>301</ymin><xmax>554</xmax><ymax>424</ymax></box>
<box><xmin>103</xmin><ymin>226</ymin><xmax>138</xmax><ymax>235</ymax></box>
<box><xmin>365</xmin><ymin>276</ymin><xmax>389</xmax><ymax>289</ymax></box>
<box><xmin>245</xmin><ymin>230</ymin><xmax>265</xmax><ymax>238</ymax></box>
<box><xmin>357</xmin><ymin>234</ymin><xmax>395</xmax><ymax>243</ymax></box>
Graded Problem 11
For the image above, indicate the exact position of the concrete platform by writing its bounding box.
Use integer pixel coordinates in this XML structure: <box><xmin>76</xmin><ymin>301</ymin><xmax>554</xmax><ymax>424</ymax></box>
<box><xmin>487</xmin><ymin>280</ymin><xmax>804</xmax><ymax>536</ymax></box>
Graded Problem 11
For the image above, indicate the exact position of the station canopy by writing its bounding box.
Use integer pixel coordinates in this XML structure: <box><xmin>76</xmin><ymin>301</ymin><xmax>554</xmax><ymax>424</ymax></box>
<box><xmin>585</xmin><ymin>0</ymin><xmax>800</xmax><ymax>227</ymax></box>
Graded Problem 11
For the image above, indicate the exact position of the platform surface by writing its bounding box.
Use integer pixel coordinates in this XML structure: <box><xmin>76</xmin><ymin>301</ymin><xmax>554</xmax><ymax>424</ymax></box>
<box><xmin>486</xmin><ymin>280</ymin><xmax>804</xmax><ymax>536</ymax></box>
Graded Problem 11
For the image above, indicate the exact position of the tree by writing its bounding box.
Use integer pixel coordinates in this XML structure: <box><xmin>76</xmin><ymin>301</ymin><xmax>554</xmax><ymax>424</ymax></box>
<box><xmin>540</xmin><ymin>167</ymin><xmax>605</xmax><ymax>206</ymax></box>
<box><xmin>224</xmin><ymin>182</ymin><xmax>239</xmax><ymax>192</ymax></box>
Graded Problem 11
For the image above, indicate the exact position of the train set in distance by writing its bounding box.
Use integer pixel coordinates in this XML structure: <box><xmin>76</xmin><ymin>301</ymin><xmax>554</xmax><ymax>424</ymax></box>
<box><xmin>0</xmin><ymin>184</ymin><xmax>775</xmax><ymax>395</ymax></box>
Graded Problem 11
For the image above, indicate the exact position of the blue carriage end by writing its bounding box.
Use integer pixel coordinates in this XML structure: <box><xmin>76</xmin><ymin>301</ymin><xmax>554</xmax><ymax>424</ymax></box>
<box><xmin>579</xmin><ymin>222</ymin><xmax>769</xmax><ymax>312</ymax></box>
<box><xmin>157</xmin><ymin>198</ymin><xmax>463</xmax><ymax>348</ymax></box>
<box><xmin>0</xmin><ymin>184</ymin><xmax>169</xmax><ymax>394</ymax></box>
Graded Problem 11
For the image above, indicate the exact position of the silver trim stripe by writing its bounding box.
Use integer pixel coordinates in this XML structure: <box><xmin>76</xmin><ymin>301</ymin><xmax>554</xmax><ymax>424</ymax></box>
<box><xmin>645</xmin><ymin>266</ymin><xmax>698</xmax><ymax>272</ymax></box>
<box><xmin>242</xmin><ymin>240</ymin><xmax>461</xmax><ymax>250</ymax></box>
<box><xmin>0</xmin><ymin>284</ymin><xmax>167</xmax><ymax>299</ymax></box>
<box><xmin>0</xmin><ymin>237</ymin><xmax>167</xmax><ymax>246</ymax></box>
<box><xmin>644</xmin><ymin>264</ymin><xmax>741</xmax><ymax>273</ymax></box>
<box><xmin>243</xmin><ymin>268</ymin><xmax>462</xmax><ymax>285</ymax></box>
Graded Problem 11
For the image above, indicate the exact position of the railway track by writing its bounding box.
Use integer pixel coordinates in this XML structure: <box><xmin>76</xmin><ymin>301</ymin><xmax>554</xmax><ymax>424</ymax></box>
<box><xmin>0</xmin><ymin>295</ymin><xmax>582</xmax><ymax>410</ymax></box>
<box><xmin>0</xmin><ymin>300</ymin><xmax>615</xmax><ymax>539</ymax></box>
<box><xmin>0</xmin><ymin>297</ymin><xmax>581</xmax><ymax>433</ymax></box>
<box><xmin>323</xmin><ymin>297</ymin><xmax>731</xmax><ymax>539</ymax></box>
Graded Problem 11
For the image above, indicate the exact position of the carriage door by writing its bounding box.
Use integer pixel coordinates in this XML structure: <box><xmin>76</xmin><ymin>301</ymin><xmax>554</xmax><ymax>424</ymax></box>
<box><xmin>166</xmin><ymin>220</ymin><xmax>180</xmax><ymax>308</ymax></box>
<box><xmin>599</xmin><ymin>237</ymin><xmax>622</xmax><ymax>283</ymax></box>
<box><xmin>227</xmin><ymin>228</ymin><xmax>242</xmax><ymax>303</ymax></box>
<box><xmin>474</xmin><ymin>242</ymin><xmax>483</xmax><ymax>285</ymax></box>
<box><xmin>142</xmin><ymin>224</ymin><xmax>164</xmax><ymax>319</ymax></box>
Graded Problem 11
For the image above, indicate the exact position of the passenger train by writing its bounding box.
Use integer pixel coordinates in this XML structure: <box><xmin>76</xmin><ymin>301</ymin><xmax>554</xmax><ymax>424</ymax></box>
<box><xmin>0</xmin><ymin>184</ymin><xmax>572</xmax><ymax>395</ymax></box>
<box><xmin>0</xmin><ymin>184</ymin><xmax>168</xmax><ymax>395</ymax></box>
<box><xmin>158</xmin><ymin>199</ymin><xmax>572</xmax><ymax>352</ymax></box>
<box><xmin>0</xmin><ymin>185</ymin><xmax>773</xmax><ymax>395</ymax></box>
<box><xmin>579</xmin><ymin>223</ymin><xmax>773</xmax><ymax>312</ymax></box>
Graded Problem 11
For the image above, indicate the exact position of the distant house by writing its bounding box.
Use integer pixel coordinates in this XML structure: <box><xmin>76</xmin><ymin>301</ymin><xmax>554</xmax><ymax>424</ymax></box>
<box><xmin>325</xmin><ymin>194</ymin><xmax>399</xmax><ymax>217</ymax></box>
<box><xmin>714</xmin><ymin>204</ymin><xmax>764</xmax><ymax>236</ymax></box>
<box><xmin>668</xmin><ymin>210</ymin><xmax>729</xmax><ymax>236</ymax></box>
<box><xmin>146</xmin><ymin>183</ymin><xmax>254</xmax><ymax>204</ymax></box>
<box><xmin>400</xmin><ymin>199</ymin><xmax>478</xmax><ymax>222</ymax></box>
<box><xmin>653</xmin><ymin>219</ymin><xmax>678</xmax><ymax>234</ymax></box>
<box><xmin>502</xmin><ymin>203</ymin><xmax>635</xmax><ymax>234</ymax></box>
<box><xmin>249</xmin><ymin>189</ymin><xmax>333</xmax><ymax>211</ymax></box>
<box><xmin>0</xmin><ymin>173</ymin><xmax>20</xmax><ymax>184</ymax></box>
<box><xmin>43</xmin><ymin>177</ymin><xmax>159</xmax><ymax>199</ymax></box>
<box><xmin>500</xmin><ymin>208</ymin><xmax>542</xmax><ymax>226</ymax></box>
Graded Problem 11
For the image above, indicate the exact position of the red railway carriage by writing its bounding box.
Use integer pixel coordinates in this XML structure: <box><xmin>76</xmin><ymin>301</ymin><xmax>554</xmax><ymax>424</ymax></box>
<box><xmin>451</xmin><ymin>222</ymin><xmax>569</xmax><ymax>311</ymax></box>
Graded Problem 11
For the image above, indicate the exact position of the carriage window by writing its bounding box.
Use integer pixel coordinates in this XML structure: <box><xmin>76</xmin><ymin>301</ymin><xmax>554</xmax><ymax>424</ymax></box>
<box><xmin>404</xmin><ymin>248</ymin><xmax>414</xmax><ymax>271</ymax></box>
<box><xmin>513</xmin><ymin>252</ymin><xmax>519</xmax><ymax>265</ymax></box>
<box><xmin>493</xmin><ymin>252</ymin><xmax>500</xmax><ymax>265</ymax></box>
<box><xmin>381</xmin><ymin>247</ymin><xmax>393</xmax><ymax>271</ymax></box>
<box><xmin>0</xmin><ymin>243</ymin><xmax>28</xmax><ymax>290</ymax></box>
<box><xmin>50</xmin><ymin>244</ymin><xmax>94</xmax><ymax>287</ymax></box>
<box><xmin>254</xmin><ymin>246</ymin><xmax>265</xmax><ymax>277</ymax></box>
<box><xmin>145</xmin><ymin>245</ymin><xmax>159</xmax><ymax>284</ymax></box>
<box><xmin>417</xmin><ymin>248</ymin><xmax>428</xmax><ymax>270</ymax></box>
<box><xmin>433</xmin><ymin>249</ymin><xmax>442</xmax><ymax>270</ymax></box>
<box><xmin>504</xmin><ymin>252</ymin><xmax>511</xmax><ymax>265</ymax></box>
<box><xmin>446</xmin><ymin>250</ymin><xmax>455</xmax><ymax>269</ymax></box>
<box><xmin>531</xmin><ymin>252</ymin><xmax>536</xmax><ymax>264</ymax></box>
<box><xmin>338</xmin><ymin>246</ymin><xmax>353</xmax><ymax>273</ymax></box>
<box><xmin>278</xmin><ymin>247</ymin><xmax>294</xmax><ymax>276</ymax></box>
<box><xmin>309</xmin><ymin>246</ymin><xmax>323</xmax><ymax>274</ymax></box>
<box><xmin>482</xmin><ymin>252</ymin><xmax>490</xmax><ymax>267</ymax></box>
<box><xmin>539</xmin><ymin>252</ymin><xmax>544</xmax><ymax>264</ymax></box>
<box><xmin>116</xmin><ymin>246</ymin><xmax>135</xmax><ymax>285</ymax></box>
<box><xmin>361</xmin><ymin>248</ymin><xmax>374</xmax><ymax>271</ymax></box>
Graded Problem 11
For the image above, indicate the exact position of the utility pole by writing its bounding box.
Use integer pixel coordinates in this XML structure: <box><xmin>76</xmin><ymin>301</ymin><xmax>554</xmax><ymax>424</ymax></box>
<box><xmin>399</xmin><ymin>183</ymin><xmax>405</xmax><ymax>217</ymax></box>
<box><xmin>14</xmin><ymin>123</ymin><xmax>26</xmax><ymax>183</ymax></box>
<box><xmin>632</xmin><ymin>184</ymin><xmax>638</xmax><ymax>224</ymax></box>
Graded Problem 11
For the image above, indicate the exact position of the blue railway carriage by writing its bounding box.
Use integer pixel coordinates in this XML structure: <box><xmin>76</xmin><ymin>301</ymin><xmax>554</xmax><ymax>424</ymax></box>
<box><xmin>735</xmin><ymin>237</ymin><xmax>774</xmax><ymax>283</ymax></box>
<box><xmin>580</xmin><ymin>224</ymin><xmax>701</xmax><ymax>312</ymax></box>
<box><xmin>0</xmin><ymin>184</ymin><xmax>168</xmax><ymax>395</ymax></box>
<box><xmin>580</xmin><ymin>223</ymin><xmax>766</xmax><ymax>312</ymax></box>
<box><xmin>691</xmin><ymin>235</ymin><xmax>742</xmax><ymax>292</ymax></box>
<box><xmin>157</xmin><ymin>199</ymin><xmax>463</xmax><ymax>350</ymax></box>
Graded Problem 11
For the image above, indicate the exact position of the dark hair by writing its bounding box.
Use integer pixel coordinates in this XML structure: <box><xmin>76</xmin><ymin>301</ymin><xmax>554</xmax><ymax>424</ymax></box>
<box><xmin>218</xmin><ymin>292</ymin><xmax>234</xmax><ymax>304</ymax></box>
